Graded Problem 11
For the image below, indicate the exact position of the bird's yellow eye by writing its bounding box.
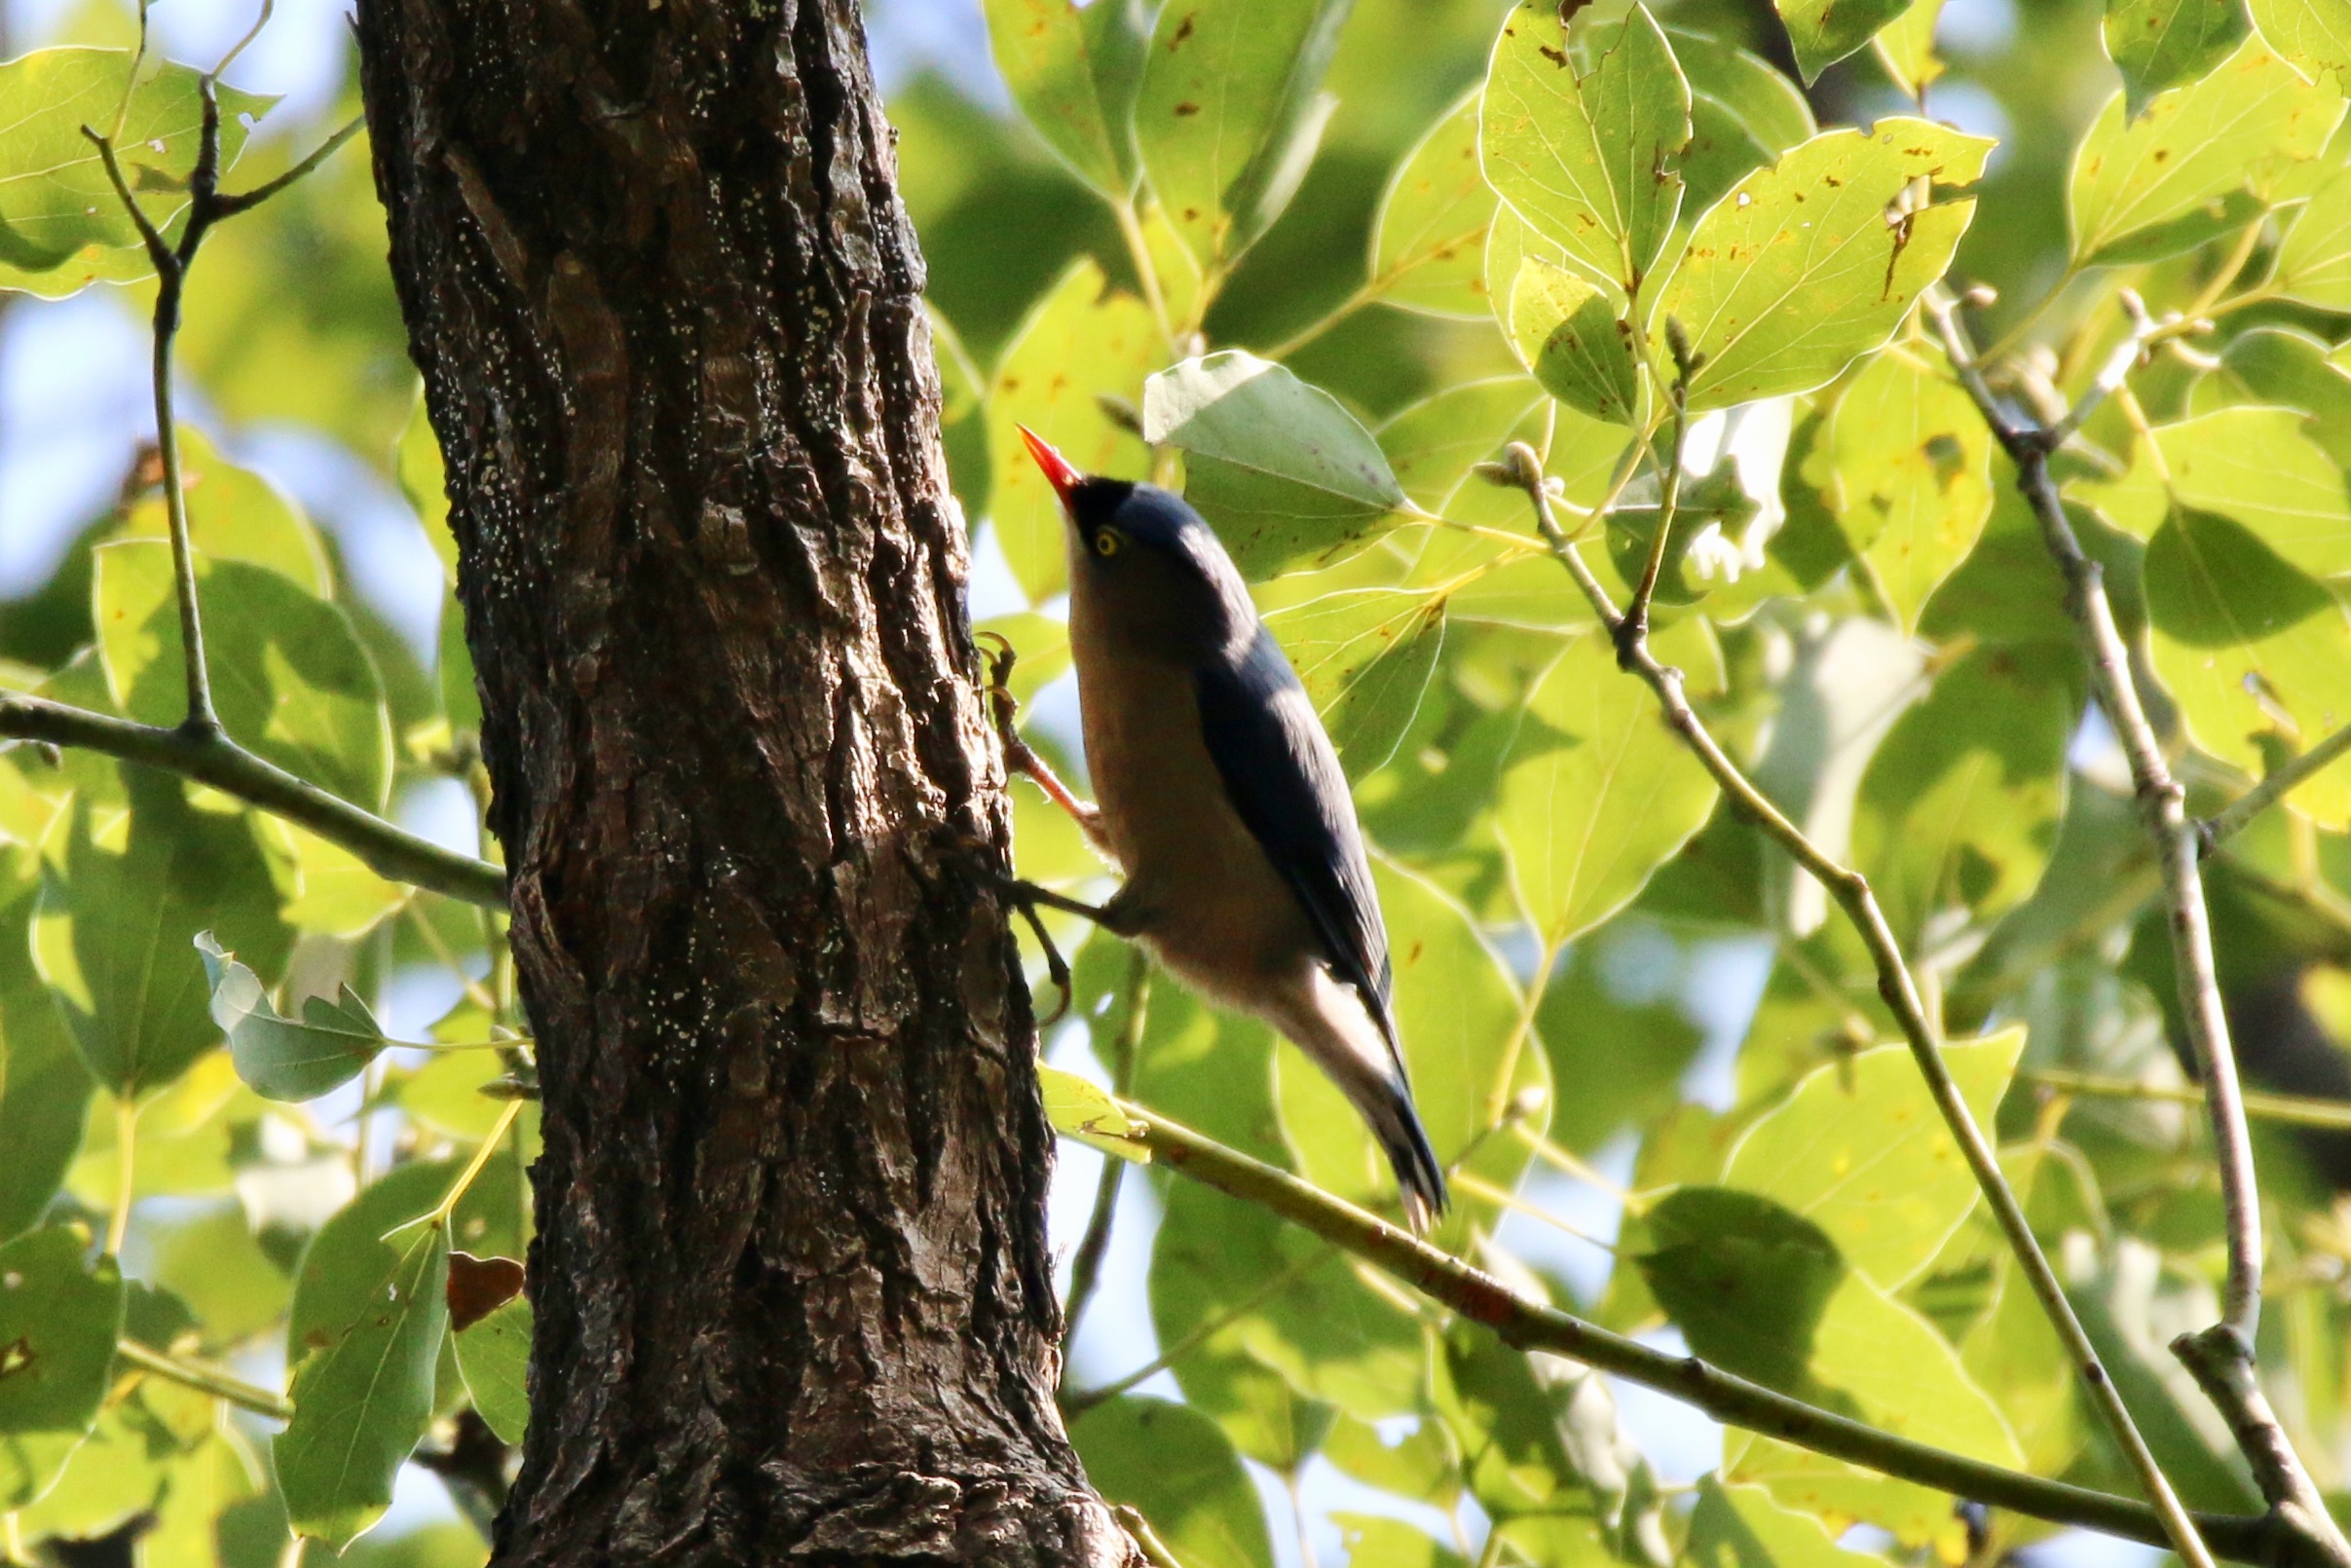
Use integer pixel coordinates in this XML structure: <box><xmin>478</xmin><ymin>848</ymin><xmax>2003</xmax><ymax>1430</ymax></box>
<box><xmin>1093</xmin><ymin>528</ymin><xmax>1124</xmax><ymax>558</ymax></box>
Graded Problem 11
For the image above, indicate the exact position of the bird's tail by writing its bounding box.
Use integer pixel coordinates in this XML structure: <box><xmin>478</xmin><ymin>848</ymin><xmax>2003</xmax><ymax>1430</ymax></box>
<box><xmin>1277</xmin><ymin>970</ymin><xmax>1449</xmax><ymax>1234</ymax></box>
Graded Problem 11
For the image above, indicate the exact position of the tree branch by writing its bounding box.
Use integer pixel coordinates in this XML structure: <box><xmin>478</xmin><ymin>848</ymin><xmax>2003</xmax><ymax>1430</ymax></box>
<box><xmin>2201</xmin><ymin>723</ymin><xmax>2351</xmax><ymax>853</ymax></box>
<box><xmin>0</xmin><ymin>691</ymin><xmax>507</xmax><ymax>909</ymax></box>
<box><xmin>2025</xmin><ymin>1067</ymin><xmax>2351</xmax><ymax>1131</ymax></box>
<box><xmin>1112</xmin><ymin>1100</ymin><xmax>2301</xmax><ymax>1568</ymax></box>
<box><xmin>1494</xmin><ymin>439</ymin><xmax>2220</xmax><ymax>1568</ymax></box>
<box><xmin>1926</xmin><ymin>285</ymin><xmax>2350</xmax><ymax>1568</ymax></box>
<box><xmin>1062</xmin><ymin>950</ymin><xmax>1151</xmax><ymax>1350</ymax></box>
<box><xmin>114</xmin><ymin>1336</ymin><xmax>292</xmax><ymax>1421</ymax></box>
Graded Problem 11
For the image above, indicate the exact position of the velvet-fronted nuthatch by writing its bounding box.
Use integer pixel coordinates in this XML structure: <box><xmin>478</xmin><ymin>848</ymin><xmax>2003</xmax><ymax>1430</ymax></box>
<box><xmin>997</xmin><ymin>427</ymin><xmax>1447</xmax><ymax>1231</ymax></box>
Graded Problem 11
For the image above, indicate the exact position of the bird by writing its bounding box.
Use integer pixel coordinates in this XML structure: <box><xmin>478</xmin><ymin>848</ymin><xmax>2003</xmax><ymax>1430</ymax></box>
<box><xmin>992</xmin><ymin>425</ymin><xmax>1448</xmax><ymax>1233</ymax></box>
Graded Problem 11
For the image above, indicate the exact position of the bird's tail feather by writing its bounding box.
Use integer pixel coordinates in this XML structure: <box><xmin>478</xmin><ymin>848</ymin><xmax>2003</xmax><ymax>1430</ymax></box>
<box><xmin>1279</xmin><ymin>971</ymin><xmax>1450</xmax><ymax>1234</ymax></box>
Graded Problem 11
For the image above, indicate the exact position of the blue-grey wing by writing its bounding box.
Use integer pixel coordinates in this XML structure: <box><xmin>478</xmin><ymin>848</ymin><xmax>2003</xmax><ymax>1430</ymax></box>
<box><xmin>1193</xmin><ymin>634</ymin><xmax>1399</xmax><ymax>1053</ymax></box>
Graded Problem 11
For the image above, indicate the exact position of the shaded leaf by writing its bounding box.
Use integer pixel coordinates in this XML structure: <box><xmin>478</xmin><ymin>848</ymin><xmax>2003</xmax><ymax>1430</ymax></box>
<box><xmin>196</xmin><ymin>931</ymin><xmax>391</xmax><ymax>1102</ymax></box>
<box><xmin>452</xmin><ymin>1294</ymin><xmax>530</xmax><ymax>1445</ymax></box>
<box><xmin>2105</xmin><ymin>0</ymin><xmax>2249</xmax><ymax>110</ymax></box>
<box><xmin>278</xmin><ymin>1165</ymin><xmax>453</xmax><ymax>1549</ymax></box>
<box><xmin>1875</xmin><ymin>0</ymin><xmax>1948</xmax><ymax>98</ymax></box>
<box><xmin>1143</xmin><ymin>352</ymin><xmax>1404</xmax><ymax>576</ymax></box>
<box><xmin>0</xmin><ymin>1228</ymin><xmax>125</xmax><ymax>1509</ymax></box>
<box><xmin>2150</xmin><ymin>405</ymin><xmax>2351</xmax><ymax>579</ymax></box>
<box><xmin>1687</xmin><ymin>1477</ymin><xmax>1888</xmax><ymax>1568</ymax></box>
<box><xmin>1510</xmin><ymin>256</ymin><xmax>1645</xmax><ymax>427</ymax></box>
<box><xmin>1069</xmin><ymin>1396</ymin><xmax>1276</xmax><ymax>1568</ymax></box>
<box><xmin>1671</xmin><ymin>30</ymin><xmax>1818</xmax><ymax>218</ymax></box>
<box><xmin>0</xmin><ymin>881</ymin><xmax>94</xmax><ymax>1245</ymax></box>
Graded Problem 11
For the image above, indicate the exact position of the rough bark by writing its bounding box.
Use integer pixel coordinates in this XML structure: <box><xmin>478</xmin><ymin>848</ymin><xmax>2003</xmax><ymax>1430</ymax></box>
<box><xmin>352</xmin><ymin>3</ymin><xmax>1133</xmax><ymax>1562</ymax></box>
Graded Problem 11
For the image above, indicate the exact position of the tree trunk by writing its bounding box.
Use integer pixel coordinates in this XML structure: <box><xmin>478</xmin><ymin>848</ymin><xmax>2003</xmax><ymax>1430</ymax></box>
<box><xmin>352</xmin><ymin>3</ymin><xmax>1132</xmax><ymax>1561</ymax></box>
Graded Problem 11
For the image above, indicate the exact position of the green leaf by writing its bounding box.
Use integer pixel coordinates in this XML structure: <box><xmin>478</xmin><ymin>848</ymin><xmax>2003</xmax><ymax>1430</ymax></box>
<box><xmin>1479</xmin><ymin>3</ymin><xmax>1692</xmax><ymax>298</ymax></box>
<box><xmin>1640</xmin><ymin>1188</ymin><xmax>1847</xmax><ymax>1390</ymax></box>
<box><xmin>94</xmin><ymin>542</ymin><xmax>393</xmax><ymax>811</ymax></box>
<box><xmin>1135</xmin><ymin>0</ymin><xmax>1350</xmax><ymax>273</ymax></box>
<box><xmin>0</xmin><ymin>883</ymin><xmax>94</xmax><ymax>1245</ymax></box>
<box><xmin>195</xmin><ymin>931</ymin><xmax>391</xmax><ymax>1102</ymax></box>
<box><xmin>1038</xmin><ymin>1063</ymin><xmax>1148</xmax><ymax>1163</ymax></box>
<box><xmin>1497</xmin><ymin>619</ymin><xmax>1723</xmax><ymax>947</ymax></box>
<box><xmin>33</xmin><ymin>779</ymin><xmax>291</xmax><ymax>1097</ymax></box>
<box><xmin>1435</xmin><ymin>1319</ymin><xmax>1594</xmax><ymax>1521</ymax></box>
<box><xmin>1325</xmin><ymin>1412</ymin><xmax>1462</xmax><ymax>1507</ymax></box>
<box><xmin>1776</xmin><ymin>0</ymin><xmax>1911</xmax><ymax>81</ymax></box>
<box><xmin>1671</xmin><ymin>30</ymin><xmax>1817</xmax><ymax>219</ymax></box>
<box><xmin>1850</xmin><ymin>652</ymin><xmax>2072</xmax><ymax>958</ymax></box>
<box><xmin>986</xmin><ymin>259</ymin><xmax>1161</xmax><ymax>603</ymax></box>
<box><xmin>452</xmin><ymin>1294</ymin><xmax>531</xmax><ymax>1444</ymax></box>
<box><xmin>0</xmin><ymin>1228</ymin><xmax>126</xmax><ymax>1509</ymax></box>
<box><xmin>262</xmin><ymin>818</ymin><xmax>415</xmax><ymax>941</ymax></box>
<box><xmin>2149</xmin><ymin>405</ymin><xmax>2351</xmax><ymax>579</ymax></box>
<box><xmin>1334</xmin><ymin>1516</ymin><xmax>1463</xmax><ymax>1568</ymax></box>
<box><xmin>1875</xmin><ymin>0</ymin><xmax>1948</xmax><ymax>99</ymax></box>
<box><xmin>1152</xmin><ymin>1169</ymin><xmax>1423</xmax><ymax>1428</ymax></box>
<box><xmin>150</xmin><ymin>1202</ymin><xmax>292</xmax><ymax>1346</ymax></box>
<box><xmin>278</xmin><ymin>1165</ymin><xmax>454</xmax><ymax>1549</ymax></box>
<box><xmin>2145</xmin><ymin>507</ymin><xmax>2351</xmax><ymax>828</ymax></box>
<box><xmin>2068</xmin><ymin>40</ymin><xmax>2341</xmax><ymax>265</ymax></box>
<box><xmin>1068</xmin><ymin>1397</ymin><xmax>1275</xmax><ymax>1568</ymax></box>
<box><xmin>0</xmin><ymin>49</ymin><xmax>273</xmax><ymax>297</ymax></box>
<box><xmin>1510</xmin><ymin>256</ymin><xmax>1644</xmax><ymax>427</ymax></box>
<box><xmin>1142</xmin><ymin>352</ymin><xmax>1405</xmax><ymax>577</ymax></box>
<box><xmin>1720</xmin><ymin>1029</ymin><xmax>2025</xmax><ymax>1290</ymax></box>
<box><xmin>1823</xmin><ymin>343</ymin><xmax>1995</xmax><ymax>631</ymax></box>
<box><xmin>2246</xmin><ymin>0</ymin><xmax>2351</xmax><ymax>88</ymax></box>
<box><xmin>1261</xmin><ymin>585</ymin><xmax>1447</xmax><ymax>781</ymax></box>
<box><xmin>2104</xmin><ymin>0</ymin><xmax>2249</xmax><ymax>110</ymax></box>
<box><xmin>984</xmin><ymin>0</ymin><xmax>1148</xmax><ymax>199</ymax></box>
<box><xmin>2184</xmin><ymin>328</ymin><xmax>2351</xmax><ymax>469</ymax></box>
<box><xmin>1659</xmin><ymin>121</ymin><xmax>1993</xmax><ymax>412</ymax></box>
<box><xmin>1687</xmin><ymin>1477</ymin><xmax>1888</xmax><ymax>1568</ymax></box>
<box><xmin>1375</xmin><ymin>377</ymin><xmax>1548</xmax><ymax>513</ymax></box>
<box><xmin>1370</xmin><ymin>90</ymin><xmax>1497</xmax><ymax>318</ymax></box>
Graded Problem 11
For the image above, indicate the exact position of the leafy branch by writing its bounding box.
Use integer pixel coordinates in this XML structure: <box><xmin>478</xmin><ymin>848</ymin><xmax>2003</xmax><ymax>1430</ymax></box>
<box><xmin>1490</xmin><ymin>435</ymin><xmax>2220</xmax><ymax>1568</ymax></box>
<box><xmin>1105</xmin><ymin>1097</ymin><xmax>2306</xmax><ymax>1568</ymax></box>
<box><xmin>1926</xmin><ymin>284</ymin><xmax>2351</xmax><ymax>1568</ymax></box>
<box><xmin>0</xmin><ymin>68</ymin><xmax>511</xmax><ymax>912</ymax></box>
<box><xmin>113</xmin><ymin>1336</ymin><xmax>293</xmax><ymax>1422</ymax></box>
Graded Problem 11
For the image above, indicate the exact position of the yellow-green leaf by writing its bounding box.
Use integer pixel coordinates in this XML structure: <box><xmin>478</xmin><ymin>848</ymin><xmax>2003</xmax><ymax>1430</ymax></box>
<box><xmin>1369</xmin><ymin>89</ymin><xmax>1495</xmax><ymax>318</ymax></box>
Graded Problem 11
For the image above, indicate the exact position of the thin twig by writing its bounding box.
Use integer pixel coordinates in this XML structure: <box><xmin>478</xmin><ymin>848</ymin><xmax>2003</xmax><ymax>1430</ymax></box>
<box><xmin>1495</xmin><ymin>438</ymin><xmax>2220</xmax><ymax>1568</ymax></box>
<box><xmin>1928</xmin><ymin>285</ymin><xmax>2349</xmax><ymax>1568</ymax></box>
<box><xmin>1113</xmin><ymin>1098</ymin><xmax>2295</xmax><ymax>1567</ymax></box>
<box><xmin>1061</xmin><ymin>1245</ymin><xmax>1330</xmax><ymax>1418</ymax></box>
<box><xmin>1115</xmin><ymin>1505</ymin><xmax>1190</xmax><ymax>1568</ymax></box>
<box><xmin>2201</xmin><ymin>724</ymin><xmax>2351</xmax><ymax>853</ymax></box>
<box><xmin>2025</xmin><ymin>1068</ymin><xmax>2351</xmax><ymax>1132</ymax></box>
<box><xmin>106</xmin><ymin>1096</ymin><xmax>137</xmax><ymax>1256</ymax></box>
<box><xmin>0</xmin><ymin>691</ymin><xmax>507</xmax><ymax>908</ymax></box>
<box><xmin>215</xmin><ymin>115</ymin><xmax>364</xmax><ymax>218</ymax></box>
<box><xmin>115</xmin><ymin>1337</ymin><xmax>292</xmax><ymax>1421</ymax></box>
<box><xmin>1062</xmin><ymin>950</ymin><xmax>1151</xmax><ymax>1349</ymax></box>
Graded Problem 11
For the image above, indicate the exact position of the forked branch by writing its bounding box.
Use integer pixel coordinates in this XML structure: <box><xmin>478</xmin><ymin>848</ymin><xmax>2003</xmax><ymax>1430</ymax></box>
<box><xmin>1494</xmin><ymin>439</ymin><xmax>2219</xmax><ymax>1568</ymax></box>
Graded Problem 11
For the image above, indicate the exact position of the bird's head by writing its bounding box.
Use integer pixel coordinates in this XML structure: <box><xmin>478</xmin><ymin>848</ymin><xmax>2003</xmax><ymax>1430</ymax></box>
<box><xmin>1019</xmin><ymin>426</ymin><xmax>1256</xmax><ymax>664</ymax></box>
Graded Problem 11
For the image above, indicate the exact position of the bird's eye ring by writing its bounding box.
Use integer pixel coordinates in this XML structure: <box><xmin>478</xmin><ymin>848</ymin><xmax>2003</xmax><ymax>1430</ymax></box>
<box><xmin>1093</xmin><ymin>529</ymin><xmax>1123</xmax><ymax>558</ymax></box>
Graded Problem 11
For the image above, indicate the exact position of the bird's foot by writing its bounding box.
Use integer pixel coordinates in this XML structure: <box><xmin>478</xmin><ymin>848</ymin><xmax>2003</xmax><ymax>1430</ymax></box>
<box><xmin>976</xmin><ymin>631</ymin><xmax>1107</xmax><ymax>846</ymax></box>
<box><xmin>942</xmin><ymin>831</ymin><xmax>1082</xmax><ymax>1026</ymax></box>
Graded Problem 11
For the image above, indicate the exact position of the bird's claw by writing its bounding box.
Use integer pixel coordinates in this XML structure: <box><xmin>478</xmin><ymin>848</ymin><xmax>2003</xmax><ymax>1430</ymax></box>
<box><xmin>943</xmin><ymin>829</ymin><xmax>1075</xmax><ymax>1027</ymax></box>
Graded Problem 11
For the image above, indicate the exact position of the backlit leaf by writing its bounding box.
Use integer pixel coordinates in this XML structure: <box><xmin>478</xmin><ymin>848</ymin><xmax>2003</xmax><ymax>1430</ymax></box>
<box><xmin>0</xmin><ymin>50</ymin><xmax>272</xmax><ymax>297</ymax></box>
<box><xmin>2150</xmin><ymin>405</ymin><xmax>2351</xmax><ymax>579</ymax></box>
<box><xmin>1823</xmin><ymin>342</ymin><xmax>1994</xmax><ymax>631</ymax></box>
<box><xmin>1672</xmin><ymin>30</ymin><xmax>1817</xmax><ymax>218</ymax></box>
<box><xmin>1510</xmin><ymin>256</ymin><xmax>1645</xmax><ymax>427</ymax></box>
<box><xmin>986</xmin><ymin>259</ymin><xmax>1162</xmax><ymax>603</ymax></box>
<box><xmin>2104</xmin><ymin>0</ymin><xmax>2249</xmax><ymax>110</ymax></box>
<box><xmin>1070</xmin><ymin>1396</ymin><xmax>1276</xmax><ymax>1568</ymax></box>
<box><xmin>2068</xmin><ymin>40</ymin><xmax>2341</xmax><ymax>265</ymax></box>
<box><xmin>1658</xmin><ymin>121</ymin><xmax>1993</xmax><ymax>411</ymax></box>
<box><xmin>1479</xmin><ymin>3</ymin><xmax>1692</xmax><ymax>298</ymax></box>
<box><xmin>1776</xmin><ymin>0</ymin><xmax>1911</xmax><ymax>82</ymax></box>
<box><xmin>984</xmin><ymin>0</ymin><xmax>1149</xmax><ymax>198</ymax></box>
<box><xmin>1497</xmin><ymin>619</ymin><xmax>1723</xmax><ymax>946</ymax></box>
<box><xmin>2246</xmin><ymin>0</ymin><xmax>2351</xmax><ymax>88</ymax></box>
<box><xmin>1370</xmin><ymin>90</ymin><xmax>1496</xmax><ymax>318</ymax></box>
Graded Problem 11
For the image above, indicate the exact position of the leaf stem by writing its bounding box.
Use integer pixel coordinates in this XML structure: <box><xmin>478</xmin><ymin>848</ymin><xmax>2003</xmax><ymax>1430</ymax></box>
<box><xmin>2201</xmin><ymin>724</ymin><xmax>2351</xmax><ymax>852</ymax></box>
<box><xmin>115</xmin><ymin>1336</ymin><xmax>293</xmax><ymax>1421</ymax></box>
<box><xmin>1928</xmin><ymin>284</ymin><xmax>2350</xmax><ymax>1568</ymax></box>
<box><xmin>1061</xmin><ymin>1244</ymin><xmax>1329</xmax><ymax>1418</ymax></box>
<box><xmin>0</xmin><ymin>691</ymin><xmax>507</xmax><ymax>908</ymax></box>
<box><xmin>1109</xmin><ymin>1098</ymin><xmax>2294</xmax><ymax>1566</ymax></box>
<box><xmin>1111</xmin><ymin>197</ymin><xmax>1176</xmax><ymax>350</ymax></box>
<box><xmin>106</xmin><ymin>1095</ymin><xmax>137</xmax><ymax>1256</ymax></box>
<box><xmin>2024</xmin><ymin>1067</ymin><xmax>2351</xmax><ymax>1132</ymax></box>
<box><xmin>431</xmin><ymin>1099</ymin><xmax>526</xmax><ymax>1228</ymax></box>
<box><xmin>1264</xmin><ymin>281</ymin><xmax>1377</xmax><ymax>362</ymax></box>
<box><xmin>1497</xmin><ymin>436</ymin><xmax>2220</xmax><ymax>1568</ymax></box>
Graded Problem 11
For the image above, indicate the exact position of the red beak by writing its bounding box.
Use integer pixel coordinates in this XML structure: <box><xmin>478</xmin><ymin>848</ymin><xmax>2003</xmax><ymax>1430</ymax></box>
<box><xmin>1017</xmin><ymin>425</ymin><xmax>1082</xmax><ymax>504</ymax></box>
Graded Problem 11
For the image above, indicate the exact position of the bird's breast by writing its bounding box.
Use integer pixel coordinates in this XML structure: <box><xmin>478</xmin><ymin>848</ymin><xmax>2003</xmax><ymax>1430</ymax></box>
<box><xmin>1068</xmin><ymin>600</ymin><xmax>1318</xmax><ymax>999</ymax></box>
